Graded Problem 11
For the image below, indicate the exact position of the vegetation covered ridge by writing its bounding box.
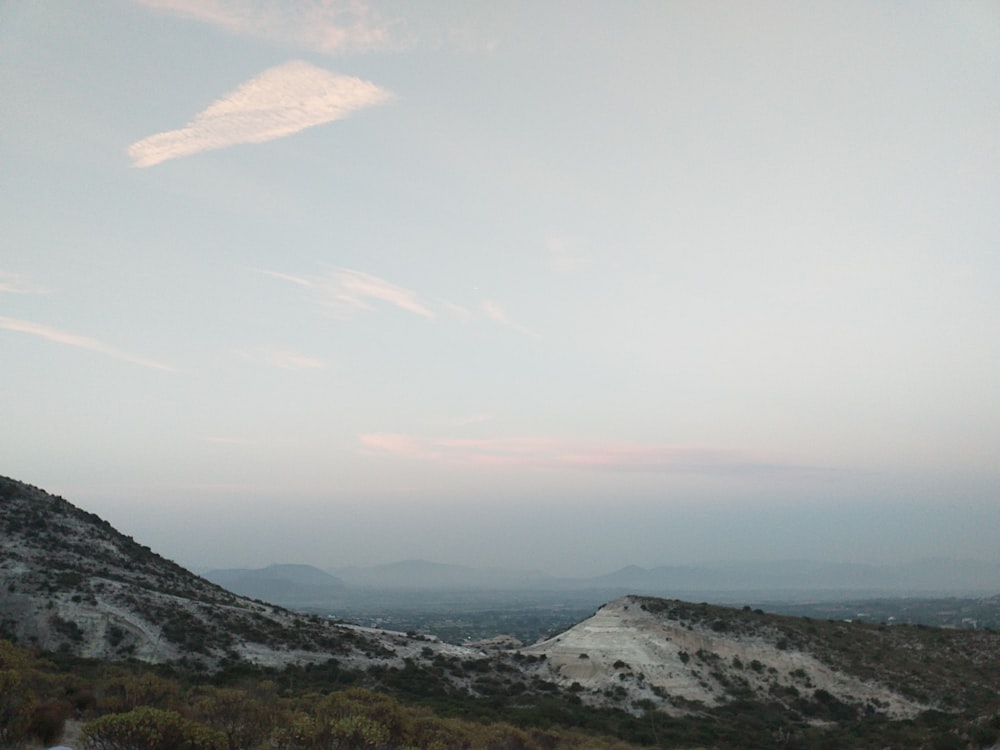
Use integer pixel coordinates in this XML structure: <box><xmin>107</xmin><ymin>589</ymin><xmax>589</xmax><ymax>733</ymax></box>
<box><xmin>0</xmin><ymin>476</ymin><xmax>461</xmax><ymax>670</ymax></box>
<box><xmin>4</xmin><ymin>637</ymin><xmax>1000</xmax><ymax>750</ymax></box>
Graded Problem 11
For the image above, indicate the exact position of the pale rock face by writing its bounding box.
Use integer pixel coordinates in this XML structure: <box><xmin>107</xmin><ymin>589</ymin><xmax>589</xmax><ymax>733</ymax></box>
<box><xmin>524</xmin><ymin>597</ymin><xmax>924</xmax><ymax>718</ymax></box>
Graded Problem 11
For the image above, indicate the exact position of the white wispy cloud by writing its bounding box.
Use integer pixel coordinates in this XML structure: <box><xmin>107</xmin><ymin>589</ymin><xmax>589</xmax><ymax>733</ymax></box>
<box><xmin>0</xmin><ymin>270</ymin><xmax>49</xmax><ymax>295</ymax></box>
<box><xmin>257</xmin><ymin>269</ymin><xmax>314</xmax><ymax>288</ymax></box>
<box><xmin>263</xmin><ymin>266</ymin><xmax>435</xmax><ymax>319</ymax></box>
<box><xmin>130</xmin><ymin>0</ymin><xmax>398</xmax><ymax>55</ymax></box>
<box><xmin>235</xmin><ymin>346</ymin><xmax>327</xmax><ymax>370</ymax></box>
<box><xmin>262</xmin><ymin>267</ymin><xmax>541</xmax><ymax>337</ymax></box>
<box><xmin>481</xmin><ymin>300</ymin><xmax>541</xmax><ymax>339</ymax></box>
<box><xmin>0</xmin><ymin>316</ymin><xmax>175</xmax><ymax>371</ymax></box>
<box><xmin>128</xmin><ymin>60</ymin><xmax>392</xmax><ymax>167</ymax></box>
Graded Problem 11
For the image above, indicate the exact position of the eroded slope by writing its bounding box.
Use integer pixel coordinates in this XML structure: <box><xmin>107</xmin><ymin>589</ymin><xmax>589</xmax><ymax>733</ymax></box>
<box><xmin>524</xmin><ymin>596</ymin><xmax>929</xmax><ymax>718</ymax></box>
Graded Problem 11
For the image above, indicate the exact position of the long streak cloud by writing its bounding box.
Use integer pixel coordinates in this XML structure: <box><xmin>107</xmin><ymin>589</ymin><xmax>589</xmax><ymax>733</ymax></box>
<box><xmin>128</xmin><ymin>60</ymin><xmax>392</xmax><ymax>167</ymax></box>
<box><xmin>262</xmin><ymin>267</ymin><xmax>435</xmax><ymax>319</ymax></box>
<box><xmin>0</xmin><ymin>317</ymin><xmax>175</xmax><ymax>371</ymax></box>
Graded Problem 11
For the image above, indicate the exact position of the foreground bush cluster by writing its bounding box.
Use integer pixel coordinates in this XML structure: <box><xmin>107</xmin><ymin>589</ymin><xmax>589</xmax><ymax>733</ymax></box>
<box><xmin>76</xmin><ymin>685</ymin><xmax>633</xmax><ymax>750</ymax></box>
<box><xmin>3</xmin><ymin>638</ymin><xmax>1000</xmax><ymax>750</ymax></box>
<box><xmin>0</xmin><ymin>641</ymin><xmax>641</xmax><ymax>750</ymax></box>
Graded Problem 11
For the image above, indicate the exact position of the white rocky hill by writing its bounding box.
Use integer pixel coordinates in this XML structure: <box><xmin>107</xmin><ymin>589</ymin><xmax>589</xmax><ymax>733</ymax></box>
<box><xmin>525</xmin><ymin>596</ymin><xmax>924</xmax><ymax>718</ymax></box>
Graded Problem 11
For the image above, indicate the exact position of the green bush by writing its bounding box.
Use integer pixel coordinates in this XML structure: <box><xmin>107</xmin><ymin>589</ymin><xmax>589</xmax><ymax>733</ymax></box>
<box><xmin>81</xmin><ymin>707</ymin><xmax>225</xmax><ymax>750</ymax></box>
<box><xmin>0</xmin><ymin>640</ymin><xmax>37</xmax><ymax>747</ymax></box>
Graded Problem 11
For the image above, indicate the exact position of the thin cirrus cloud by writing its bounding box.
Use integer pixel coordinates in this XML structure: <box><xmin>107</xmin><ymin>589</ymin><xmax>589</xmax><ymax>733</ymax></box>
<box><xmin>127</xmin><ymin>60</ymin><xmax>392</xmax><ymax>168</ymax></box>
<box><xmin>261</xmin><ymin>267</ymin><xmax>435</xmax><ymax>319</ymax></box>
<box><xmin>129</xmin><ymin>0</ymin><xmax>397</xmax><ymax>55</ymax></box>
<box><xmin>0</xmin><ymin>316</ymin><xmax>175</xmax><ymax>372</ymax></box>
<box><xmin>263</xmin><ymin>267</ymin><xmax>540</xmax><ymax>337</ymax></box>
<box><xmin>0</xmin><ymin>270</ymin><xmax>49</xmax><ymax>295</ymax></box>
<box><xmin>234</xmin><ymin>346</ymin><xmax>327</xmax><ymax>370</ymax></box>
<box><xmin>481</xmin><ymin>300</ymin><xmax>541</xmax><ymax>339</ymax></box>
<box><xmin>359</xmin><ymin>432</ymin><xmax>770</xmax><ymax>474</ymax></box>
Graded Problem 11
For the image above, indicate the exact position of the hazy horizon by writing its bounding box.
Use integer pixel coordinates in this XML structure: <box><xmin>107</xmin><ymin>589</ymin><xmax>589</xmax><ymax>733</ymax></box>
<box><xmin>3</xmin><ymin>2</ymin><xmax>998</xmax><ymax>579</ymax></box>
<box><xmin>59</xmin><ymin>480</ymin><xmax>1000</xmax><ymax>578</ymax></box>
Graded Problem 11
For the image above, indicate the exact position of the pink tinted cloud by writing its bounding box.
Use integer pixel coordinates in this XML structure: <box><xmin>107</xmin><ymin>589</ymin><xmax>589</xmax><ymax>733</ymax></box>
<box><xmin>128</xmin><ymin>61</ymin><xmax>392</xmax><ymax>167</ymax></box>
<box><xmin>234</xmin><ymin>346</ymin><xmax>327</xmax><ymax>370</ymax></box>
<box><xmin>331</xmin><ymin>269</ymin><xmax>434</xmax><ymax>318</ymax></box>
<box><xmin>264</xmin><ymin>267</ymin><xmax>537</xmax><ymax>331</ymax></box>
<box><xmin>358</xmin><ymin>432</ymin><xmax>759</xmax><ymax>474</ymax></box>
<box><xmin>0</xmin><ymin>316</ymin><xmax>175</xmax><ymax>371</ymax></box>
<box><xmin>264</xmin><ymin>266</ymin><xmax>434</xmax><ymax>319</ymax></box>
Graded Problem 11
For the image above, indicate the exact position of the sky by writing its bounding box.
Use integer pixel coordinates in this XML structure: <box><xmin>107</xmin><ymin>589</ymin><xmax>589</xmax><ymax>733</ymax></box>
<box><xmin>2</xmin><ymin>1</ymin><xmax>999</xmax><ymax>577</ymax></box>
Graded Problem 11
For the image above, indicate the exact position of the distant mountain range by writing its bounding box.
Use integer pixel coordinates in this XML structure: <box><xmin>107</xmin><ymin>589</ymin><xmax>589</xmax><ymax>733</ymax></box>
<box><xmin>204</xmin><ymin>556</ymin><xmax>1000</xmax><ymax>606</ymax></box>
<box><xmin>583</xmin><ymin>557</ymin><xmax>1000</xmax><ymax>596</ymax></box>
<box><xmin>206</xmin><ymin>564</ymin><xmax>345</xmax><ymax>605</ymax></box>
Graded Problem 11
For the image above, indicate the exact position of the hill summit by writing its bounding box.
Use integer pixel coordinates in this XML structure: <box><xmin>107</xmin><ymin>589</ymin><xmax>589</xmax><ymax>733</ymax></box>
<box><xmin>0</xmin><ymin>476</ymin><xmax>465</xmax><ymax>670</ymax></box>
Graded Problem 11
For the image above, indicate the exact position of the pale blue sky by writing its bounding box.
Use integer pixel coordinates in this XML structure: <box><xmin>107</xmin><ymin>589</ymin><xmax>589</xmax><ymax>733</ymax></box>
<box><xmin>2</xmin><ymin>1</ymin><xmax>999</xmax><ymax>575</ymax></box>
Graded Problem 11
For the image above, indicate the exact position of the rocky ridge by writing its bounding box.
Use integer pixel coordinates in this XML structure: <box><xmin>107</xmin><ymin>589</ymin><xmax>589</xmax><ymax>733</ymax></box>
<box><xmin>0</xmin><ymin>476</ymin><xmax>476</xmax><ymax>672</ymax></box>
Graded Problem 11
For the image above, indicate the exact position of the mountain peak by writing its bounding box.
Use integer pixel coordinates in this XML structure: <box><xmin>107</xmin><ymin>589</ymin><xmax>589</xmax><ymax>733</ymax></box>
<box><xmin>0</xmin><ymin>476</ymin><xmax>402</xmax><ymax>668</ymax></box>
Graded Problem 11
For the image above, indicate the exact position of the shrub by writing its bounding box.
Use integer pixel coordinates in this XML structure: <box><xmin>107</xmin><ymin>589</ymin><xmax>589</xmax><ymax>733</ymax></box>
<box><xmin>98</xmin><ymin>670</ymin><xmax>182</xmax><ymax>713</ymax></box>
<box><xmin>0</xmin><ymin>641</ymin><xmax>36</xmax><ymax>746</ymax></box>
<box><xmin>189</xmin><ymin>687</ymin><xmax>277</xmax><ymax>750</ymax></box>
<box><xmin>81</xmin><ymin>707</ymin><xmax>225</xmax><ymax>750</ymax></box>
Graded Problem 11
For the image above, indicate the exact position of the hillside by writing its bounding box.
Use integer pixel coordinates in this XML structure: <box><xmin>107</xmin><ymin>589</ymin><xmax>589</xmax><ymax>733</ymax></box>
<box><xmin>2</xmin><ymin>474</ymin><xmax>999</xmax><ymax>746</ymax></box>
<box><xmin>525</xmin><ymin>596</ymin><xmax>1000</xmax><ymax>719</ymax></box>
<box><xmin>0</xmin><ymin>476</ymin><xmax>472</xmax><ymax>671</ymax></box>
